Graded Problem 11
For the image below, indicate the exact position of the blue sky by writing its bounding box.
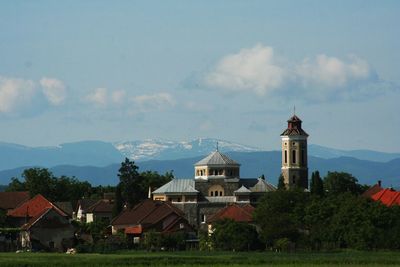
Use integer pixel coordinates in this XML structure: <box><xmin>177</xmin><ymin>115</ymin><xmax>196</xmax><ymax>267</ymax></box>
<box><xmin>0</xmin><ymin>1</ymin><xmax>399</xmax><ymax>152</ymax></box>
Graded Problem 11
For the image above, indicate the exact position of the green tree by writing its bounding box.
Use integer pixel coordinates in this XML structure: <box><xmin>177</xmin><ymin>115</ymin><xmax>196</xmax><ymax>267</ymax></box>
<box><xmin>324</xmin><ymin>171</ymin><xmax>362</xmax><ymax>195</ymax></box>
<box><xmin>6</xmin><ymin>177</ymin><xmax>26</xmax><ymax>192</ymax></box>
<box><xmin>23</xmin><ymin>168</ymin><xmax>56</xmax><ymax>199</ymax></box>
<box><xmin>253</xmin><ymin>190</ymin><xmax>309</xmax><ymax>248</ymax></box>
<box><xmin>113</xmin><ymin>184</ymin><xmax>124</xmax><ymax>218</ymax></box>
<box><xmin>310</xmin><ymin>171</ymin><xmax>324</xmax><ymax>196</ymax></box>
<box><xmin>211</xmin><ymin>218</ymin><xmax>259</xmax><ymax>251</ymax></box>
<box><xmin>277</xmin><ymin>174</ymin><xmax>286</xmax><ymax>190</ymax></box>
<box><xmin>118</xmin><ymin>158</ymin><xmax>142</xmax><ymax>208</ymax></box>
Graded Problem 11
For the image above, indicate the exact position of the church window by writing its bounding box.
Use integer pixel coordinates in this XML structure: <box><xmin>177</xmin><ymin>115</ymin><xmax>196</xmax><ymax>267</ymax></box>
<box><xmin>210</xmin><ymin>191</ymin><xmax>213</xmax><ymax>196</ymax></box>
<box><xmin>219</xmin><ymin>191</ymin><xmax>223</xmax><ymax>196</ymax></box>
<box><xmin>215</xmin><ymin>190</ymin><xmax>218</xmax><ymax>196</ymax></box>
<box><xmin>284</xmin><ymin>150</ymin><xmax>287</xmax><ymax>163</ymax></box>
<box><xmin>292</xmin><ymin>150</ymin><xmax>296</xmax><ymax>164</ymax></box>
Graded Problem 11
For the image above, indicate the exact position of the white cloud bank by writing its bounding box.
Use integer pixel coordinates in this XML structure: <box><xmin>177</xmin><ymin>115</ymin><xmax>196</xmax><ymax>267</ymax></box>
<box><xmin>85</xmin><ymin>88</ymin><xmax>175</xmax><ymax>113</ymax></box>
<box><xmin>204</xmin><ymin>44</ymin><xmax>383</xmax><ymax>102</ymax></box>
<box><xmin>0</xmin><ymin>76</ymin><xmax>67</xmax><ymax>115</ymax></box>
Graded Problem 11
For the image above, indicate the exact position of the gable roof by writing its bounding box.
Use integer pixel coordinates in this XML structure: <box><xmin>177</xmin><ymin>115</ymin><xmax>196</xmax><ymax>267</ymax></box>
<box><xmin>371</xmin><ymin>188</ymin><xmax>400</xmax><ymax>206</ymax></box>
<box><xmin>86</xmin><ymin>200</ymin><xmax>113</xmax><ymax>213</ymax></box>
<box><xmin>195</xmin><ymin>151</ymin><xmax>240</xmax><ymax>166</ymax></box>
<box><xmin>152</xmin><ymin>179</ymin><xmax>198</xmax><ymax>194</ymax></box>
<box><xmin>362</xmin><ymin>183</ymin><xmax>384</xmax><ymax>198</ymax></box>
<box><xmin>76</xmin><ymin>199</ymin><xmax>99</xmax><ymax>211</ymax></box>
<box><xmin>249</xmin><ymin>178</ymin><xmax>277</xmax><ymax>192</ymax></box>
<box><xmin>21</xmin><ymin>207</ymin><xmax>70</xmax><ymax>230</ymax></box>
<box><xmin>234</xmin><ymin>185</ymin><xmax>252</xmax><ymax>194</ymax></box>
<box><xmin>0</xmin><ymin>191</ymin><xmax>30</xmax><ymax>210</ymax></box>
<box><xmin>208</xmin><ymin>204</ymin><xmax>255</xmax><ymax>223</ymax></box>
<box><xmin>111</xmin><ymin>199</ymin><xmax>183</xmax><ymax>227</ymax></box>
<box><xmin>54</xmin><ymin>202</ymin><xmax>74</xmax><ymax>216</ymax></box>
<box><xmin>7</xmin><ymin>194</ymin><xmax>67</xmax><ymax>218</ymax></box>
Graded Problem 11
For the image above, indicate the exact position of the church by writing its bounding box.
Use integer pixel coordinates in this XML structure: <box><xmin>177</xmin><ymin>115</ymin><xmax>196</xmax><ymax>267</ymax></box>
<box><xmin>151</xmin><ymin>114</ymin><xmax>309</xmax><ymax>228</ymax></box>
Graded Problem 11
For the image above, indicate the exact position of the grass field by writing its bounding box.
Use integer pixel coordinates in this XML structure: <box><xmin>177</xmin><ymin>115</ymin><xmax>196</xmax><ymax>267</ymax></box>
<box><xmin>0</xmin><ymin>250</ymin><xmax>400</xmax><ymax>266</ymax></box>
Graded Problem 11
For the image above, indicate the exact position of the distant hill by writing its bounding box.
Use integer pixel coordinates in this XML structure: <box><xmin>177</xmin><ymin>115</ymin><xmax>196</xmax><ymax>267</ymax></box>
<box><xmin>0</xmin><ymin>151</ymin><xmax>398</xmax><ymax>187</ymax></box>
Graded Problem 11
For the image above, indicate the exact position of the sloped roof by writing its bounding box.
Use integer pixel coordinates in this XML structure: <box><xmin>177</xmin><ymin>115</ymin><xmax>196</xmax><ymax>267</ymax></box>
<box><xmin>281</xmin><ymin>115</ymin><xmax>309</xmax><ymax>137</ymax></box>
<box><xmin>195</xmin><ymin>151</ymin><xmax>240</xmax><ymax>166</ymax></box>
<box><xmin>21</xmin><ymin>207</ymin><xmax>69</xmax><ymax>230</ymax></box>
<box><xmin>76</xmin><ymin>199</ymin><xmax>99</xmax><ymax>211</ymax></box>
<box><xmin>362</xmin><ymin>183</ymin><xmax>384</xmax><ymax>198</ymax></box>
<box><xmin>208</xmin><ymin>204</ymin><xmax>255</xmax><ymax>223</ymax></box>
<box><xmin>7</xmin><ymin>194</ymin><xmax>67</xmax><ymax>218</ymax></box>
<box><xmin>0</xmin><ymin>191</ymin><xmax>30</xmax><ymax>210</ymax></box>
<box><xmin>152</xmin><ymin>179</ymin><xmax>198</xmax><ymax>194</ymax></box>
<box><xmin>112</xmin><ymin>199</ymin><xmax>184</xmax><ymax>227</ymax></box>
<box><xmin>86</xmin><ymin>200</ymin><xmax>113</xmax><ymax>213</ymax></box>
<box><xmin>249</xmin><ymin>178</ymin><xmax>277</xmax><ymax>192</ymax></box>
<box><xmin>371</xmin><ymin>189</ymin><xmax>400</xmax><ymax>206</ymax></box>
<box><xmin>234</xmin><ymin>185</ymin><xmax>251</xmax><ymax>194</ymax></box>
<box><xmin>55</xmin><ymin>202</ymin><xmax>73</xmax><ymax>216</ymax></box>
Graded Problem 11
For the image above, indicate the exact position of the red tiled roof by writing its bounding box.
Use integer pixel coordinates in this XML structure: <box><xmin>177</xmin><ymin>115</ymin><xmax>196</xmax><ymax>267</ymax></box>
<box><xmin>208</xmin><ymin>204</ymin><xmax>255</xmax><ymax>223</ymax></box>
<box><xmin>125</xmin><ymin>225</ymin><xmax>142</xmax><ymax>234</ymax></box>
<box><xmin>371</xmin><ymin>189</ymin><xmax>400</xmax><ymax>207</ymax></box>
<box><xmin>7</xmin><ymin>194</ymin><xmax>67</xmax><ymax>218</ymax></box>
<box><xmin>362</xmin><ymin>184</ymin><xmax>384</xmax><ymax>198</ymax></box>
<box><xmin>0</xmin><ymin>191</ymin><xmax>30</xmax><ymax>210</ymax></box>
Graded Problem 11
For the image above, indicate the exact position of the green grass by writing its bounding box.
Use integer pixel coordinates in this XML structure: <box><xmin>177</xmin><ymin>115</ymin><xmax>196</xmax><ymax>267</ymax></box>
<box><xmin>1</xmin><ymin>250</ymin><xmax>400</xmax><ymax>266</ymax></box>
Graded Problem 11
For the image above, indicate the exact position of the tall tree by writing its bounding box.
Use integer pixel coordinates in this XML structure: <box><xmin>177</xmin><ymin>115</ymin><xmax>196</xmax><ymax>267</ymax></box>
<box><xmin>113</xmin><ymin>184</ymin><xmax>124</xmax><ymax>218</ymax></box>
<box><xmin>118</xmin><ymin>158</ymin><xmax>142</xmax><ymax>208</ymax></box>
<box><xmin>23</xmin><ymin>168</ymin><xmax>56</xmax><ymax>199</ymax></box>
<box><xmin>324</xmin><ymin>171</ymin><xmax>362</xmax><ymax>195</ymax></box>
<box><xmin>277</xmin><ymin>174</ymin><xmax>286</xmax><ymax>190</ymax></box>
<box><xmin>310</xmin><ymin>171</ymin><xmax>324</xmax><ymax>196</ymax></box>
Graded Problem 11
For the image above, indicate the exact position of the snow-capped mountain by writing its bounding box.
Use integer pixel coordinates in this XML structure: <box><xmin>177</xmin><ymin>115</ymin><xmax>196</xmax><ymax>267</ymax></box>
<box><xmin>113</xmin><ymin>138</ymin><xmax>261</xmax><ymax>161</ymax></box>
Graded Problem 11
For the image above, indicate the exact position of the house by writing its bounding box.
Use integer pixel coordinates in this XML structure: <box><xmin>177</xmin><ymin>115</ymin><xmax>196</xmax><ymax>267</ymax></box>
<box><xmin>370</xmin><ymin>188</ymin><xmax>400</xmax><ymax>207</ymax></box>
<box><xmin>6</xmin><ymin>194</ymin><xmax>74</xmax><ymax>251</ymax></box>
<box><xmin>0</xmin><ymin>191</ymin><xmax>30</xmax><ymax>212</ymax></box>
<box><xmin>207</xmin><ymin>204</ymin><xmax>255</xmax><ymax>234</ymax></box>
<box><xmin>362</xmin><ymin>181</ymin><xmax>384</xmax><ymax>198</ymax></box>
<box><xmin>84</xmin><ymin>199</ymin><xmax>114</xmax><ymax>223</ymax></box>
<box><xmin>74</xmin><ymin>199</ymin><xmax>99</xmax><ymax>222</ymax></box>
<box><xmin>111</xmin><ymin>199</ymin><xmax>194</xmax><ymax>244</ymax></box>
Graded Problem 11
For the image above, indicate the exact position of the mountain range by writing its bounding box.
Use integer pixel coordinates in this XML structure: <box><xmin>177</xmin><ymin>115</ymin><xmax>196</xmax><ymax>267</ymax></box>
<box><xmin>0</xmin><ymin>138</ymin><xmax>398</xmax><ymax>187</ymax></box>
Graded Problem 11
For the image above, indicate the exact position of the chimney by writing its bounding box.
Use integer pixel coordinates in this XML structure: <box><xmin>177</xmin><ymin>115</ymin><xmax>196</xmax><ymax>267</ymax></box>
<box><xmin>378</xmin><ymin>180</ymin><xmax>382</xmax><ymax>187</ymax></box>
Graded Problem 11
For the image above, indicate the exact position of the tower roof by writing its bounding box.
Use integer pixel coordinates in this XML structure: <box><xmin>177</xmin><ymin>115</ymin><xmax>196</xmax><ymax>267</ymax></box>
<box><xmin>281</xmin><ymin>115</ymin><xmax>309</xmax><ymax>137</ymax></box>
<box><xmin>194</xmin><ymin>151</ymin><xmax>240</xmax><ymax>166</ymax></box>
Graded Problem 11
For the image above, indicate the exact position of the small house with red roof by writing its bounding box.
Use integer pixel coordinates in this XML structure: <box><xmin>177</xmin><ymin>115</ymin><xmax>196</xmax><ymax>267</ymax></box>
<box><xmin>206</xmin><ymin>204</ymin><xmax>255</xmax><ymax>234</ymax></box>
<box><xmin>371</xmin><ymin>188</ymin><xmax>400</xmax><ymax>207</ymax></box>
<box><xmin>6</xmin><ymin>194</ymin><xmax>75</xmax><ymax>252</ymax></box>
<box><xmin>111</xmin><ymin>199</ymin><xmax>194</xmax><ymax>244</ymax></box>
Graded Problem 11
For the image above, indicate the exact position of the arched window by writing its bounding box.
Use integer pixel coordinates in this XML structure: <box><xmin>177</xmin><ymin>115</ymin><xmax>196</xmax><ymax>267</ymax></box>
<box><xmin>208</xmin><ymin>185</ymin><xmax>224</xmax><ymax>197</ymax></box>
<box><xmin>292</xmin><ymin>150</ymin><xmax>296</xmax><ymax>164</ymax></box>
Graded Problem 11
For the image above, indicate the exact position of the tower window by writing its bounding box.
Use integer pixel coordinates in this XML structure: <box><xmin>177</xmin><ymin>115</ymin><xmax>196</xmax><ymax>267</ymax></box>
<box><xmin>284</xmin><ymin>150</ymin><xmax>287</xmax><ymax>163</ymax></box>
<box><xmin>292</xmin><ymin>150</ymin><xmax>296</xmax><ymax>164</ymax></box>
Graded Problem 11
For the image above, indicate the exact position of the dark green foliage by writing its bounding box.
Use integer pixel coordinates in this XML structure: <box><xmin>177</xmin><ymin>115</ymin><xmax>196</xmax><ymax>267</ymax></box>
<box><xmin>112</xmin><ymin>184</ymin><xmax>124</xmax><ymax>218</ymax></box>
<box><xmin>117</xmin><ymin>158</ymin><xmax>173</xmax><ymax>209</ymax></box>
<box><xmin>5</xmin><ymin>168</ymin><xmax>92</xmax><ymax>205</ymax></box>
<box><xmin>0</xmin><ymin>209</ymin><xmax>6</xmax><ymax>227</ymax></box>
<box><xmin>277</xmin><ymin>174</ymin><xmax>285</xmax><ymax>190</ymax></box>
<box><xmin>310</xmin><ymin>171</ymin><xmax>324</xmax><ymax>196</ymax></box>
<box><xmin>254</xmin><ymin>190</ymin><xmax>309</xmax><ymax>247</ymax></box>
<box><xmin>324</xmin><ymin>171</ymin><xmax>362</xmax><ymax>195</ymax></box>
<box><xmin>211</xmin><ymin>219</ymin><xmax>260</xmax><ymax>251</ymax></box>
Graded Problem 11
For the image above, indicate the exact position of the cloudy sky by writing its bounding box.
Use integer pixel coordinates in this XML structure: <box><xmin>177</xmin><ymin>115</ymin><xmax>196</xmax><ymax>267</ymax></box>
<box><xmin>0</xmin><ymin>1</ymin><xmax>399</xmax><ymax>152</ymax></box>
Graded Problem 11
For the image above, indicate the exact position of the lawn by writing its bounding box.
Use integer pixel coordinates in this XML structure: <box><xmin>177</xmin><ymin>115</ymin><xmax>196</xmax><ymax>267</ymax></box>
<box><xmin>0</xmin><ymin>250</ymin><xmax>400</xmax><ymax>266</ymax></box>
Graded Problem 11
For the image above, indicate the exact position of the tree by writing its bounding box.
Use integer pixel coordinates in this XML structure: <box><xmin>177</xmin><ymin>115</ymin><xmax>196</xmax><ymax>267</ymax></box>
<box><xmin>277</xmin><ymin>174</ymin><xmax>286</xmax><ymax>190</ymax></box>
<box><xmin>118</xmin><ymin>158</ymin><xmax>142</xmax><ymax>209</ymax></box>
<box><xmin>323</xmin><ymin>171</ymin><xmax>362</xmax><ymax>195</ymax></box>
<box><xmin>310</xmin><ymin>171</ymin><xmax>324</xmax><ymax>197</ymax></box>
<box><xmin>253</xmin><ymin>190</ymin><xmax>309</xmax><ymax>248</ymax></box>
<box><xmin>23</xmin><ymin>168</ymin><xmax>56</xmax><ymax>199</ymax></box>
<box><xmin>113</xmin><ymin>184</ymin><xmax>124</xmax><ymax>218</ymax></box>
<box><xmin>211</xmin><ymin>219</ymin><xmax>260</xmax><ymax>251</ymax></box>
<box><xmin>6</xmin><ymin>177</ymin><xmax>26</xmax><ymax>192</ymax></box>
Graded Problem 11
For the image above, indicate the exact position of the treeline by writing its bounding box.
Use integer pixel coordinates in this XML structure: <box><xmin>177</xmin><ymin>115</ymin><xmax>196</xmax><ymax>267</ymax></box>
<box><xmin>4</xmin><ymin>158</ymin><xmax>173</xmax><ymax>208</ymax></box>
<box><xmin>254</xmin><ymin>172</ymin><xmax>400</xmax><ymax>250</ymax></box>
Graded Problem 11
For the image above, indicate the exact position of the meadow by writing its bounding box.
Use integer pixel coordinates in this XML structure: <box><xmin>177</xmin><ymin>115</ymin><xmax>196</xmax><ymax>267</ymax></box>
<box><xmin>1</xmin><ymin>250</ymin><xmax>400</xmax><ymax>267</ymax></box>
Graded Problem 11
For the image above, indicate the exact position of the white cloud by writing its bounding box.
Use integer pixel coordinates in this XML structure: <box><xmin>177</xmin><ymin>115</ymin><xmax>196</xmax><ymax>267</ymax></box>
<box><xmin>0</xmin><ymin>76</ymin><xmax>36</xmax><ymax>113</ymax></box>
<box><xmin>203</xmin><ymin>44</ymin><xmax>385</xmax><ymax>102</ymax></box>
<box><xmin>111</xmin><ymin>90</ymin><xmax>126</xmax><ymax>104</ymax></box>
<box><xmin>205</xmin><ymin>44</ymin><xmax>286</xmax><ymax>95</ymax></box>
<box><xmin>85</xmin><ymin>88</ymin><xmax>109</xmax><ymax>107</ymax></box>
<box><xmin>40</xmin><ymin>77</ymin><xmax>66</xmax><ymax>105</ymax></box>
<box><xmin>133</xmin><ymin>93</ymin><xmax>176</xmax><ymax>111</ymax></box>
<box><xmin>296</xmin><ymin>54</ymin><xmax>371</xmax><ymax>89</ymax></box>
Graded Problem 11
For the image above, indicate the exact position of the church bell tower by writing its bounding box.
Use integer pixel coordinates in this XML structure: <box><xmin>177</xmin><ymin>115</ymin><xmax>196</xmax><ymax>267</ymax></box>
<box><xmin>280</xmin><ymin>113</ymin><xmax>309</xmax><ymax>189</ymax></box>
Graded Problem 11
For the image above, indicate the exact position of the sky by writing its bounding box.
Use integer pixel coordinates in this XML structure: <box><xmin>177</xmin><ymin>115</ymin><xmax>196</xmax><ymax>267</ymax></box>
<box><xmin>0</xmin><ymin>0</ymin><xmax>399</xmax><ymax>152</ymax></box>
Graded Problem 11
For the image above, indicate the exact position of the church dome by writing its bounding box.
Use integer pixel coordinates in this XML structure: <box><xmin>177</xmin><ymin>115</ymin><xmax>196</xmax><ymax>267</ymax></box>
<box><xmin>194</xmin><ymin>151</ymin><xmax>240</xmax><ymax>180</ymax></box>
<box><xmin>195</xmin><ymin>151</ymin><xmax>240</xmax><ymax>167</ymax></box>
